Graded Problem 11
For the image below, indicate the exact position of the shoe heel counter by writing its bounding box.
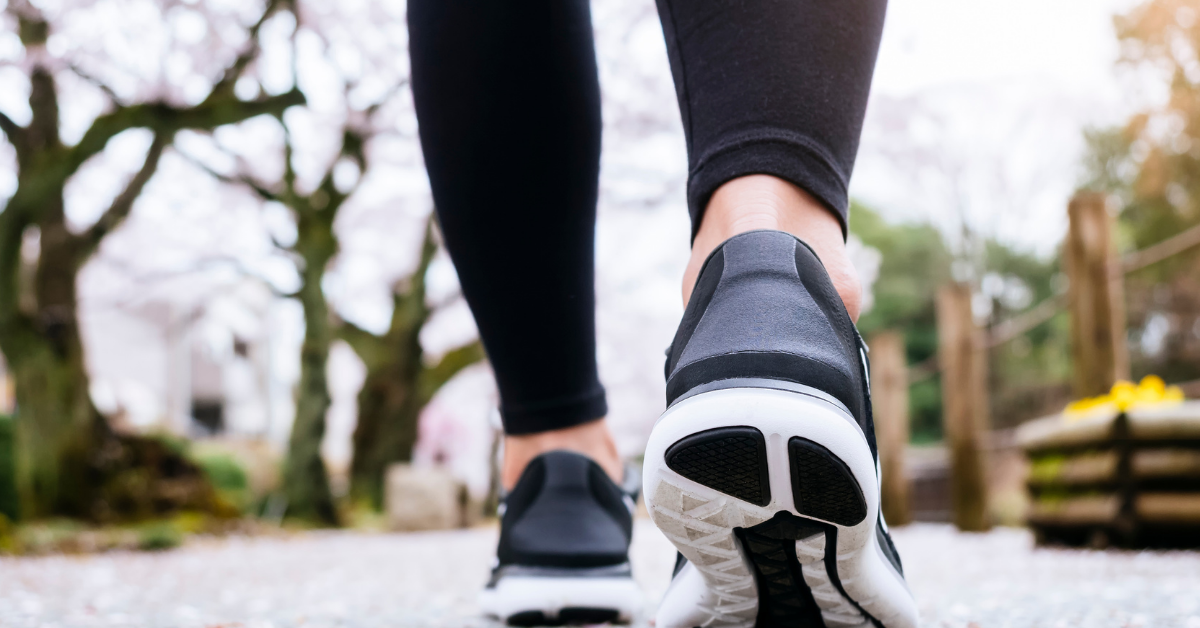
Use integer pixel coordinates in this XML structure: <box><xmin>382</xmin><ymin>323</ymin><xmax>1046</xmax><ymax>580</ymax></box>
<box><xmin>665</xmin><ymin>231</ymin><xmax>864</xmax><ymax>416</ymax></box>
<box><xmin>499</xmin><ymin>452</ymin><xmax>631</xmax><ymax>569</ymax></box>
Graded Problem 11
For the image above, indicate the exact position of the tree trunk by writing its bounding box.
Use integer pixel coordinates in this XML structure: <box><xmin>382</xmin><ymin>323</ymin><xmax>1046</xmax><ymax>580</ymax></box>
<box><xmin>349</xmin><ymin>359</ymin><xmax>420</xmax><ymax>508</ymax></box>
<box><xmin>0</xmin><ymin>6</ymin><xmax>302</xmax><ymax>522</ymax></box>
<box><xmin>9</xmin><ymin>335</ymin><xmax>97</xmax><ymax>518</ymax></box>
<box><xmin>4</xmin><ymin>267</ymin><xmax>220</xmax><ymax>522</ymax></box>
<box><xmin>347</xmin><ymin>336</ymin><xmax>485</xmax><ymax>509</ymax></box>
<box><xmin>345</xmin><ymin>223</ymin><xmax>485</xmax><ymax>508</ymax></box>
<box><xmin>11</xmin><ymin>184</ymin><xmax>98</xmax><ymax>518</ymax></box>
<box><xmin>257</xmin><ymin>129</ymin><xmax>361</xmax><ymax>526</ymax></box>
<box><xmin>281</xmin><ymin>243</ymin><xmax>339</xmax><ymax>525</ymax></box>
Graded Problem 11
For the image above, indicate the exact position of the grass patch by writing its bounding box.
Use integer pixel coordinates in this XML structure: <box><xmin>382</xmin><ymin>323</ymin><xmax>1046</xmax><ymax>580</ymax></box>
<box><xmin>0</xmin><ymin>513</ymin><xmax>273</xmax><ymax>556</ymax></box>
<box><xmin>137</xmin><ymin>520</ymin><xmax>183</xmax><ymax>551</ymax></box>
<box><xmin>194</xmin><ymin>452</ymin><xmax>251</xmax><ymax>512</ymax></box>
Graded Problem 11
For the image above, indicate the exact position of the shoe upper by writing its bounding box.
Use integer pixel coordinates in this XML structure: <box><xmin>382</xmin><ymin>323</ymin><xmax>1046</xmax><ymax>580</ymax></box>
<box><xmin>663</xmin><ymin>230</ymin><xmax>906</xmax><ymax>578</ymax></box>
<box><xmin>664</xmin><ymin>229</ymin><xmax>878</xmax><ymax>461</ymax></box>
<box><xmin>495</xmin><ymin>450</ymin><xmax>634</xmax><ymax>570</ymax></box>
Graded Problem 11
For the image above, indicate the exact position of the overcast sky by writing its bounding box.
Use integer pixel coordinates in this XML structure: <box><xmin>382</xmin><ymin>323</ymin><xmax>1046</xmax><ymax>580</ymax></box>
<box><xmin>854</xmin><ymin>0</ymin><xmax>1148</xmax><ymax>255</ymax></box>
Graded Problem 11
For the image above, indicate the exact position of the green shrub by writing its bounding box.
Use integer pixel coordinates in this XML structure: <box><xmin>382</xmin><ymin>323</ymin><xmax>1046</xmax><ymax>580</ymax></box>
<box><xmin>0</xmin><ymin>415</ymin><xmax>15</xmax><ymax>522</ymax></box>
<box><xmin>194</xmin><ymin>452</ymin><xmax>250</xmax><ymax>512</ymax></box>
<box><xmin>196</xmin><ymin>453</ymin><xmax>248</xmax><ymax>493</ymax></box>
<box><xmin>137</xmin><ymin>520</ymin><xmax>183</xmax><ymax>551</ymax></box>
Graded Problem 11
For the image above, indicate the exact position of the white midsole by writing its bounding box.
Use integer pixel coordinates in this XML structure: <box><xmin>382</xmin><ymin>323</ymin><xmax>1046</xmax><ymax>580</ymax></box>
<box><xmin>644</xmin><ymin>387</ymin><xmax>919</xmax><ymax>628</ymax></box>
<box><xmin>478</xmin><ymin>575</ymin><xmax>639</xmax><ymax>622</ymax></box>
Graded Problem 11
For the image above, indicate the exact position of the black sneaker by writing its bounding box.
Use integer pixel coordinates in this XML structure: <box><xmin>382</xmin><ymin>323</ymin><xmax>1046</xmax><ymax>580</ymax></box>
<box><xmin>480</xmin><ymin>450</ymin><xmax>641</xmax><ymax>625</ymax></box>
<box><xmin>644</xmin><ymin>230</ymin><xmax>918</xmax><ymax>628</ymax></box>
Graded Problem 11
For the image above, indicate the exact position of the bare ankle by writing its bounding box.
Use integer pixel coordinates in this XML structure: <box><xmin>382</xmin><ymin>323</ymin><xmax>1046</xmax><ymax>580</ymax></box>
<box><xmin>502</xmin><ymin>418</ymin><xmax>623</xmax><ymax>491</ymax></box>
<box><xmin>684</xmin><ymin>175</ymin><xmax>863</xmax><ymax>321</ymax></box>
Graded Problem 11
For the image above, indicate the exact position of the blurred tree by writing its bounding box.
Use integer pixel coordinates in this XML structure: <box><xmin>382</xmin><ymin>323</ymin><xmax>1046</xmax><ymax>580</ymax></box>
<box><xmin>177</xmin><ymin>0</ymin><xmax>422</xmax><ymax>524</ymax></box>
<box><xmin>979</xmin><ymin>241</ymin><xmax>1072</xmax><ymax>427</ymax></box>
<box><xmin>850</xmin><ymin>203</ymin><xmax>952</xmax><ymax>441</ymax></box>
<box><xmin>193</xmin><ymin>124</ymin><xmax>369</xmax><ymax>525</ymax></box>
<box><xmin>851</xmin><ymin>202</ymin><xmax>1071</xmax><ymax>438</ymax></box>
<box><xmin>0</xmin><ymin>0</ymin><xmax>303</xmax><ymax>520</ymax></box>
<box><xmin>1079</xmin><ymin>0</ymin><xmax>1200</xmax><ymax>384</ymax></box>
<box><xmin>340</xmin><ymin>219</ymin><xmax>485</xmax><ymax>509</ymax></box>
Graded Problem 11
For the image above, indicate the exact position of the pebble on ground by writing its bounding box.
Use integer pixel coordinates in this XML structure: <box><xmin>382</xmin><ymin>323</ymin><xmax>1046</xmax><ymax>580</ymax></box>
<box><xmin>2</xmin><ymin>521</ymin><xmax>1199</xmax><ymax>627</ymax></box>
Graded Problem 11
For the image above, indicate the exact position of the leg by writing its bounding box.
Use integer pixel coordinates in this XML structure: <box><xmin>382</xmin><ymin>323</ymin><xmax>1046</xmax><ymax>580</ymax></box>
<box><xmin>410</xmin><ymin>3</ymin><xmax>640</xmax><ymax>623</ymax></box>
<box><xmin>688</xmin><ymin>175</ymin><xmax>862</xmax><ymax>319</ymax></box>
<box><xmin>658</xmin><ymin>0</ymin><xmax>887</xmax><ymax>319</ymax></box>
<box><xmin>647</xmin><ymin>2</ymin><xmax>920</xmax><ymax>627</ymax></box>
<box><xmin>408</xmin><ymin>0</ymin><xmax>620</xmax><ymax>488</ymax></box>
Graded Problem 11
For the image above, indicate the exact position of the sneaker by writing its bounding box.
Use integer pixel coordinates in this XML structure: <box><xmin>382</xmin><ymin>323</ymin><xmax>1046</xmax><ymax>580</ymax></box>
<box><xmin>644</xmin><ymin>230</ymin><xmax>919</xmax><ymax>628</ymax></box>
<box><xmin>480</xmin><ymin>450</ymin><xmax>641</xmax><ymax>625</ymax></box>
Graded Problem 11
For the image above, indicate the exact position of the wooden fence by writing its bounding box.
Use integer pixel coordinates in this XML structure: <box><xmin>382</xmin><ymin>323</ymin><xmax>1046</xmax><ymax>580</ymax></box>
<box><xmin>872</xmin><ymin>192</ymin><xmax>1200</xmax><ymax>534</ymax></box>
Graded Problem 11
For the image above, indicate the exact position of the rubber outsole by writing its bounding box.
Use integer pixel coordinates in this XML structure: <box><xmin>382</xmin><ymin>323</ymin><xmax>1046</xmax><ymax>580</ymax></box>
<box><xmin>479</xmin><ymin>575</ymin><xmax>638</xmax><ymax>626</ymax></box>
<box><xmin>664</xmin><ymin>428</ymin><xmax>866</xmax><ymax>526</ymax></box>
<box><xmin>644</xmin><ymin>387</ymin><xmax>918</xmax><ymax>628</ymax></box>
<box><xmin>666</xmin><ymin>427</ymin><xmax>771</xmax><ymax>507</ymax></box>
<box><xmin>789</xmin><ymin>437</ymin><xmax>867</xmax><ymax>527</ymax></box>
<box><xmin>507</xmin><ymin>608</ymin><xmax>621</xmax><ymax>626</ymax></box>
<box><xmin>735</xmin><ymin>512</ymin><xmax>827</xmax><ymax>627</ymax></box>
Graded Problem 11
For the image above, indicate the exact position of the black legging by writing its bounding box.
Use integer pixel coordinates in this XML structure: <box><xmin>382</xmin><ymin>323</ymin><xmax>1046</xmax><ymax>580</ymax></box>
<box><xmin>410</xmin><ymin>0</ymin><xmax>886</xmax><ymax>435</ymax></box>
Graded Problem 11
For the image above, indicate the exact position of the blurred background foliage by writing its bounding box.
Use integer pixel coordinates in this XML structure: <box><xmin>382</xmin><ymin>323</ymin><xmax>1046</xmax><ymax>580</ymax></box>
<box><xmin>1</xmin><ymin>0</ymin><xmax>1199</xmax><ymax>543</ymax></box>
<box><xmin>851</xmin><ymin>203</ymin><xmax>950</xmax><ymax>442</ymax></box>
<box><xmin>851</xmin><ymin>204</ymin><xmax>1073</xmax><ymax>442</ymax></box>
<box><xmin>1079</xmin><ymin>0</ymin><xmax>1200</xmax><ymax>388</ymax></box>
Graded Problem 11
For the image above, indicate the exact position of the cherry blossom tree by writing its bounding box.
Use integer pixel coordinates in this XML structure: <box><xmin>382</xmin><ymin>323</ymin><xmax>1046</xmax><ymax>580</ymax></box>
<box><xmin>0</xmin><ymin>0</ymin><xmax>302</xmax><ymax>520</ymax></box>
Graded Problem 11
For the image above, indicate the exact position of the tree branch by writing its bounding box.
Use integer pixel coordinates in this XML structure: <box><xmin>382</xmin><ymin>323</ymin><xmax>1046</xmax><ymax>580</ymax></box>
<box><xmin>49</xmin><ymin>0</ymin><xmax>303</xmax><ymax>184</ymax></box>
<box><xmin>209</xmin><ymin>0</ymin><xmax>290</xmax><ymax>99</ymax></box>
<box><xmin>418</xmin><ymin>341</ymin><xmax>485</xmax><ymax>403</ymax></box>
<box><xmin>177</xmin><ymin>148</ymin><xmax>280</xmax><ymax>203</ymax></box>
<box><xmin>281</xmin><ymin>126</ymin><xmax>297</xmax><ymax>203</ymax></box>
<box><xmin>76</xmin><ymin>131</ymin><xmax>170</xmax><ymax>255</ymax></box>
<box><xmin>336</xmin><ymin>318</ymin><xmax>383</xmax><ymax>366</ymax></box>
<box><xmin>415</xmin><ymin>215</ymin><xmax>438</xmax><ymax>277</ymax></box>
<box><xmin>67</xmin><ymin>62</ymin><xmax>123</xmax><ymax>106</ymax></box>
<box><xmin>65</xmin><ymin>88</ymin><xmax>305</xmax><ymax>184</ymax></box>
<box><xmin>0</xmin><ymin>111</ymin><xmax>21</xmax><ymax>146</ymax></box>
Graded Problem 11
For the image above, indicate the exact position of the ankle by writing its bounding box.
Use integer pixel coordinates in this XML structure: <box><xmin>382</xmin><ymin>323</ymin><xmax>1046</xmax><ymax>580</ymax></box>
<box><xmin>502</xmin><ymin>418</ymin><xmax>623</xmax><ymax>491</ymax></box>
<box><xmin>685</xmin><ymin>175</ymin><xmax>862</xmax><ymax>321</ymax></box>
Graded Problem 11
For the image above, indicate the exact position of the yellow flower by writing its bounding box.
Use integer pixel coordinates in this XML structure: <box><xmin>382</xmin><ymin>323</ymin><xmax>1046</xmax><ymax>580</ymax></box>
<box><xmin>1063</xmin><ymin>375</ymin><xmax>1184</xmax><ymax>420</ymax></box>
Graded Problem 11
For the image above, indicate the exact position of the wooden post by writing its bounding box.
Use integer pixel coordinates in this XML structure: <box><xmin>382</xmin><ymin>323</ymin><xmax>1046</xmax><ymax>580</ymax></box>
<box><xmin>0</xmin><ymin>354</ymin><xmax>13</xmax><ymax>414</ymax></box>
<box><xmin>1065</xmin><ymin>192</ymin><xmax>1130</xmax><ymax>398</ymax></box>
<box><xmin>936</xmin><ymin>283</ymin><xmax>992</xmax><ymax>532</ymax></box>
<box><xmin>869</xmin><ymin>331</ymin><xmax>912</xmax><ymax>525</ymax></box>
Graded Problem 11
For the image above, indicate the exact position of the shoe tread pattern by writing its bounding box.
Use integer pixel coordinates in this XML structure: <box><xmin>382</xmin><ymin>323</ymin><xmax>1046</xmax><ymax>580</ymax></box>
<box><xmin>648</xmin><ymin>477</ymin><xmax>764</xmax><ymax>628</ymax></box>
<box><xmin>506</xmin><ymin>608</ymin><xmax>622</xmax><ymax>626</ymax></box>
<box><xmin>665</xmin><ymin>427</ymin><xmax>770</xmax><ymax>507</ymax></box>
<box><xmin>736</xmin><ymin>512</ymin><xmax>827</xmax><ymax>628</ymax></box>
<box><xmin>794</xmin><ymin>532</ymin><xmax>874</xmax><ymax>628</ymax></box>
<box><xmin>788</xmin><ymin>438</ymin><xmax>867</xmax><ymax>527</ymax></box>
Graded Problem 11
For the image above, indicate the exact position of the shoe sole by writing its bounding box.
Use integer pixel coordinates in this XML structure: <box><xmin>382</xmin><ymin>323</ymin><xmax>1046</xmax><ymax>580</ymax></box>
<box><xmin>644</xmin><ymin>387</ymin><xmax>918</xmax><ymax>628</ymax></box>
<box><xmin>479</xmin><ymin>572</ymin><xmax>639</xmax><ymax>626</ymax></box>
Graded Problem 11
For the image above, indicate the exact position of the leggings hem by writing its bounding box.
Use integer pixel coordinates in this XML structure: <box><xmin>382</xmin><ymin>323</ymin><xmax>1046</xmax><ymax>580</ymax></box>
<box><xmin>500</xmin><ymin>387</ymin><xmax>609</xmax><ymax>435</ymax></box>
<box><xmin>686</xmin><ymin>133</ymin><xmax>851</xmax><ymax>241</ymax></box>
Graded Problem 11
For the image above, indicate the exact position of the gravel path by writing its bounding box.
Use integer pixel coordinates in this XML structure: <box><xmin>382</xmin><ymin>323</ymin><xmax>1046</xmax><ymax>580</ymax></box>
<box><xmin>2</xmin><ymin>521</ymin><xmax>1198</xmax><ymax>627</ymax></box>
